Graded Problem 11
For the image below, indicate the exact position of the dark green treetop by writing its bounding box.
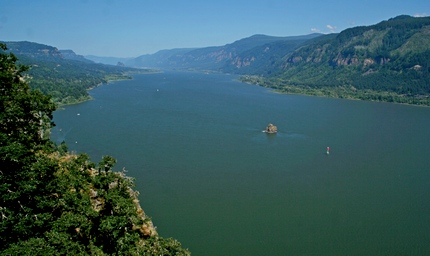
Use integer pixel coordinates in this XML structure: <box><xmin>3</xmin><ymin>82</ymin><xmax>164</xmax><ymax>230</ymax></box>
<box><xmin>0</xmin><ymin>43</ymin><xmax>190</xmax><ymax>255</ymax></box>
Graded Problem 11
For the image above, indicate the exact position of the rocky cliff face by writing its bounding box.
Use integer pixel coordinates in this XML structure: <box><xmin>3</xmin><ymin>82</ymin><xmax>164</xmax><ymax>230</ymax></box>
<box><xmin>127</xmin><ymin>34</ymin><xmax>321</xmax><ymax>72</ymax></box>
<box><xmin>231</xmin><ymin>56</ymin><xmax>255</xmax><ymax>68</ymax></box>
<box><xmin>283</xmin><ymin>16</ymin><xmax>430</xmax><ymax>73</ymax></box>
<box><xmin>254</xmin><ymin>16</ymin><xmax>430</xmax><ymax>105</ymax></box>
<box><xmin>60</xmin><ymin>49</ymin><xmax>94</xmax><ymax>63</ymax></box>
<box><xmin>4</xmin><ymin>41</ymin><xmax>63</xmax><ymax>60</ymax></box>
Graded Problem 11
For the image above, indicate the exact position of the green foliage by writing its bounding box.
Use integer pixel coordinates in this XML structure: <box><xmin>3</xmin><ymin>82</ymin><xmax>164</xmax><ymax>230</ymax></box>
<box><xmin>55</xmin><ymin>141</ymin><xmax>69</xmax><ymax>156</ymax></box>
<box><xmin>243</xmin><ymin>15</ymin><xmax>430</xmax><ymax>105</ymax></box>
<box><xmin>0</xmin><ymin>43</ymin><xmax>59</xmax><ymax>250</ymax></box>
<box><xmin>0</xmin><ymin>43</ymin><xmax>190</xmax><ymax>255</ymax></box>
<box><xmin>20</xmin><ymin>55</ymin><xmax>133</xmax><ymax>105</ymax></box>
<box><xmin>221</xmin><ymin>39</ymin><xmax>313</xmax><ymax>75</ymax></box>
<box><xmin>1</xmin><ymin>41</ymin><xmax>156</xmax><ymax>105</ymax></box>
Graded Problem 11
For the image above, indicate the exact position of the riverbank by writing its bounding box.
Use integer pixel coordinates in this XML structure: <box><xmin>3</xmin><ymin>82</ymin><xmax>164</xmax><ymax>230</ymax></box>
<box><xmin>240</xmin><ymin>75</ymin><xmax>430</xmax><ymax>106</ymax></box>
<box><xmin>56</xmin><ymin>70</ymin><xmax>162</xmax><ymax>107</ymax></box>
<box><xmin>51</xmin><ymin>71</ymin><xmax>430</xmax><ymax>255</ymax></box>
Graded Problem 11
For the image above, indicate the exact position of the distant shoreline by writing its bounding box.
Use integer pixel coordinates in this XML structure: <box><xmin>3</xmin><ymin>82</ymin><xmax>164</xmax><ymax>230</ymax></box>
<box><xmin>240</xmin><ymin>76</ymin><xmax>430</xmax><ymax>107</ymax></box>
<box><xmin>56</xmin><ymin>70</ymin><xmax>161</xmax><ymax>107</ymax></box>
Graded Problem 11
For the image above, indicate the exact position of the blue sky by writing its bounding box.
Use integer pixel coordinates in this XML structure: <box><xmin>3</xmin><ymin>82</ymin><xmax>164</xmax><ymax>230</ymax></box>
<box><xmin>1</xmin><ymin>0</ymin><xmax>429</xmax><ymax>57</ymax></box>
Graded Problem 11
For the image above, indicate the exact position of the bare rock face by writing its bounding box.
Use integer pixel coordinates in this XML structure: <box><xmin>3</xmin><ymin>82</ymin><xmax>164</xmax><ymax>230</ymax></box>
<box><xmin>264</xmin><ymin>123</ymin><xmax>277</xmax><ymax>133</ymax></box>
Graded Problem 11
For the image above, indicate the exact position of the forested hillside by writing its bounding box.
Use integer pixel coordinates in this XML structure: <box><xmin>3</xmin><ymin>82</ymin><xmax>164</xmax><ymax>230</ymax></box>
<box><xmin>122</xmin><ymin>15</ymin><xmax>430</xmax><ymax>106</ymax></box>
<box><xmin>11</xmin><ymin>15</ymin><xmax>429</xmax><ymax>106</ymax></box>
<box><xmin>2</xmin><ymin>42</ymin><xmax>156</xmax><ymax>105</ymax></box>
<box><xmin>220</xmin><ymin>34</ymin><xmax>324</xmax><ymax>75</ymax></box>
<box><xmin>127</xmin><ymin>34</ymin><xmax>321</xmax><ymax>71</ymax></box>
<box><xmin>0</xmin><ymin>43</ymin><xmax>190</xmax><ymax>255</ymax></box>
<box><xmin>242</xmin><ymin>15</ymin><xmax>430</xmax><ymax>105</ymax></box>
<box><xmin>60</xmin><ymin>50</ymin><xmax>94</xmax><ymax>63</ymax></box>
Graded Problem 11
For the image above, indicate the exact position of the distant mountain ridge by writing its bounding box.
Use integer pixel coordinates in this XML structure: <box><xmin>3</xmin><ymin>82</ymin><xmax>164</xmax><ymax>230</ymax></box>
<box><xmin>85</xmin><ymin>55</ymin><xmax>133</xmax><ymax>66</ymax></box>
<box><xmin>125</xmin><ymin>48</ymin><xmax>196</xmax><ymax>68</ymax></box>
<box><xmin>60</xmin><ymin>50</ymin><xmax>94</xmax><ymax>63</ymax></box>
<box><xmin>1</xmin><ymin>41</ymin><xmax>153</xmax><ymax>105</ymax></box>
<box><xmin>249</xmin><ymin>15</ymin><xmax>430</xmax><ymax>105</ymax></box>
<box><xmin>4</xmin><ymin>41</ymin><xmax>63</xmax><ymax>60</ymax></box>
<box><xmin>222</xmin><ymin>33</ymin><xmax>326</xmax><ymax>75</ymax></box>
<box><xmin>4</xmin><ymin>14</ymin><xmax>430</xmax><ymax>105</ymax></box>
<box><xmin>126</xmin><ymin>34</ymin><xmax>322</xmax><ymax>71</ymax></box>
<box><xmin>122</xmin><ymin>15</ymin><xmax>430</xmax><ymax>106</ymax></box>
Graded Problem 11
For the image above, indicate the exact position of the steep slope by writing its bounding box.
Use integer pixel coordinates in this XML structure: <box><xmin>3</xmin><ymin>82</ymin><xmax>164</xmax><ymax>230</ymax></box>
<box><xmin>0</xmin><ymin>42</ymin><xmax>190</xmax><ymax>256</ymax></box>
<box><xmin>86</xmin><ymin>55</ymin><xmax>133</xmax><ymax>66</ymax></box>
<box><xmin>127</xmin><ymin>34</ymin><xmax>321</xmax><ymax>71</ymax></box>
<box><xmin>221</xmin><ymin>33</ymin><xmax>323</xmax><ymax>75</ymax></box>
<box><xmin>126</xmin><ymin>48</ymin><xmax>196</xmax><ymax>68</ymax></box>
<box><xmin>245</xmin><ymin>15</ymin><xmax>430</xmax><ymax>105</ymax></box>
<box><xmin>4</xmin><ymin>41</ymin><xmax>63</xmax><ymax>60</ymax></box>
<box><xmin>166</xmin><ymin>34</ymin><xmax>301</xmax><ymax>70</ymax></box>
<box><xmin>60</xmin><ymin>49</ymin><xmax>94</xmax><ymax>63</ymax></box>
<box><xmin>2</xmin><ymin>41</ymin><xmax>152</xmax><ymax>105</ymax></box>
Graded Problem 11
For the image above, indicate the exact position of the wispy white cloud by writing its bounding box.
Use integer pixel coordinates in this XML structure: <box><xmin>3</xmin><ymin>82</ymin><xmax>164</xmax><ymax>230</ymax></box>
<box><xmin>326</xmin><ymin>24</ymin><xmax>337</xmax><ymax>33</ymax></box>
<box><xmin>310</xmin><ymin>24</ymin><xmax>337</xmax><ymax>34</ymax></box>
<box><xmin>414</xmin><ymin>13</ymin><xmax>429</xmax><ymax>17</ymax></box>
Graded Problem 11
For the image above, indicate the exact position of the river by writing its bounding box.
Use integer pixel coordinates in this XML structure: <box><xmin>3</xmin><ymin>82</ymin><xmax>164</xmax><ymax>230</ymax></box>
<box><xmin>51</xmin><ymin>71</ymin><xmax>430</xmax><ymax>255</ymax></box>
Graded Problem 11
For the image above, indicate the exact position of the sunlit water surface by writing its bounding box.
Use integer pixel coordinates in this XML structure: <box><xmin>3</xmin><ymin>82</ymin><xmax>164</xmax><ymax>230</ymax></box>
<box><xmin>52</xmin><ymin>71</ymin><xmax>430</xmax><ymax>255</ymax></box>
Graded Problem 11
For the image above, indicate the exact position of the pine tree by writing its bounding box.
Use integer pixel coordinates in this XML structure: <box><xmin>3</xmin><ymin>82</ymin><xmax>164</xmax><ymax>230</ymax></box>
<box><xmin>0</xmin><ymin>43</ymin><xmax>57</xmax><ymax>250</ymax></box>
<box><xmin>1</xmin><ymin>43</ymin><xmax>190</xmax><ymax>255</ymax></box>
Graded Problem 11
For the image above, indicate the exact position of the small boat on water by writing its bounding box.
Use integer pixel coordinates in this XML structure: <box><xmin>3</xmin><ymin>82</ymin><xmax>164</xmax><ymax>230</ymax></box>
<box><xmin>326</xmin><ymin>147</ymin><xmax>330</xmax><ymax>155</ymax></box>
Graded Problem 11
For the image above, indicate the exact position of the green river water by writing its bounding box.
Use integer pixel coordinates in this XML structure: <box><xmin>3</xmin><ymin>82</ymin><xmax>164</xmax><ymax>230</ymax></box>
<box><xmin>51</xmin><ymin>71</ymin><xmax>430</xmax><ymax>255</ymax></box>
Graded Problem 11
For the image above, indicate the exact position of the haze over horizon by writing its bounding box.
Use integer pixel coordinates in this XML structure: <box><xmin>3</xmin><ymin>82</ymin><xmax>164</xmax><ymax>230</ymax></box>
<box><xmin>1</xmin><ymin>0</ymin><xmax>429</xmax><ymax>58</ymax></box>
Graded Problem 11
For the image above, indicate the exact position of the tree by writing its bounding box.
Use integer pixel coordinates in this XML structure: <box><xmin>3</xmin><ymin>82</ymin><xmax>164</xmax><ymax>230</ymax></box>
<box><xmin>0</xmin><ymin>43</ymin><xmax>57</xmax><ymax>250</ymax></box>
<box><xmin>0</xmin><ymin>43</ymin><xmax>56</xmax><ymax>148</ymax></box>
<box><xmin>1</xmin><ymin>43</ymin><xmax>190</xmax><ymax>255</ymax></box>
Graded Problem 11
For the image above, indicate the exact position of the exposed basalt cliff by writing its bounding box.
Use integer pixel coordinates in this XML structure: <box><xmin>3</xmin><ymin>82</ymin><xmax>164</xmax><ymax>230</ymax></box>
<box><xmin>86</xmin><ymin>166</ymin><xmax>157</xmax><ymax>237</ymax></box>
<box><xmin>1</xmin><ymin>41</ymin><xmax>189</xmax><ymax>255</ymax></box>
<box><xmin>231</xmin><ymin>56</ymin><xmax>255</xmax><ymax>68</ymax></box>
<box><xmin>53</xmin><ymin>152</ymin><xmax>158</xmax><ymax>239</ymax></box>
<box><xmin>127</xmin><ymin>34</ymin><xmax>321</xmax><ymax>73</ymax></box>
<box><xmin>4</xmin><ymin>41</ymin><xmax>64</xmax><ymax>60</ymax></box>
<box><xmin>60</xmin><ymin>49</ymin><xmax>94</xmax><ymax>63</ymax></box>
<box><xmin>261</xmin><ymin>15</ymin><xmax>430</xmax><ymax>106</ymax></box>
<box><xmin>284</xmin><ymin>16</ymin><xmax>430</xmax><ymax>70</ymax></box>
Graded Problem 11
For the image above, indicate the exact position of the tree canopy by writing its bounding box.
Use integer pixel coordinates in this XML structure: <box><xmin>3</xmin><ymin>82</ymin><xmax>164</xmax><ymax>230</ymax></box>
<box><xmin>0</xmin><ymin>43</ymin><xmax>190</xmax><ymax>255</ymax></box>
